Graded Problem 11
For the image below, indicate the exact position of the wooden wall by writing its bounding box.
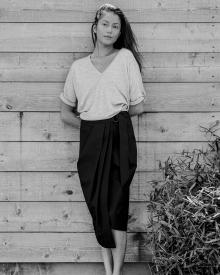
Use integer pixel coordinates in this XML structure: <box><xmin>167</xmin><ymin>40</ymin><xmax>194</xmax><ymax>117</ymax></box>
<box><xmin>0</xmin><ymin>0</ymin><xmax>219</xmax><ymax>274</ymax></box>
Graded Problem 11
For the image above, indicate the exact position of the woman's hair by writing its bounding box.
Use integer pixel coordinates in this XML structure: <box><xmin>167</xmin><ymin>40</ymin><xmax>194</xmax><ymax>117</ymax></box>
<box><xmin>91</xmin><ymin>3</ymin><xmax>144</xmax><ymax>73</ymax></box>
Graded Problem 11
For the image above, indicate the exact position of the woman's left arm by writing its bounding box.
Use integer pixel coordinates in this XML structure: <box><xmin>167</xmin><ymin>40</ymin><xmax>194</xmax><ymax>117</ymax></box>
<box><xmin>129</xmin><ymin>100</ymin><xmax>145</xmax><ymax>116</ymax></box>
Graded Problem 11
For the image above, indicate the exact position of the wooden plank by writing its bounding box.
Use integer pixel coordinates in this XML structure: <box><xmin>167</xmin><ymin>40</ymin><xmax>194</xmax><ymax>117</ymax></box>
<box><xmin>0</xmin><ymin>201</ymin><xmax>151</xmax><ymax>232</ymax></box>
<box><xmin>22</xmin><ymin>112</ymin><xmax>220</xmax><ymax>141</ymax></box>
<box><xmin>0</xmin><ymin>82</ymin><xmax>62</xmax><ymax>111</ymax></box>
<box><xmin>0</xmin><ymin>52</ymin><xmax>80</xmax><ymax>82</ymax></box>
<box><xmin>0</xmin><ymin>113</ymin><xmax>19</xmax><ymax>140</ymax></box>
<box><xmin>0</xmin><ymin>232</ymin><xmax>153</xmax><ymax>262</ymax></box>
<box><xmin>0</xmin><ymin>52</ymin><xmax>220</xmax><ymax>82</ymax></box>
<box><xmin>0</xmin><ymin>82</ymin><xmax>220</xmax><ymax>112</ymax></box>
<box><xmin>138</xmin><ymin>141</ymin><xmax>210</xmax><ymax>171</ymax></box>
<box><xmin>0</xmin><ymin>141</ymin><xmax>210</xmax><ymax>171</ymax></box>
<box><xmin>0</xmin><ymin>23</ymin><xmax>219</xmax><ymax>52</ymax></box>
<box><xmin>0</xmin><ymin>171</ymin><xmax>163</xmax><ymax>202</ymax></box>
<box><xmin>0</xmin><ymin>263</ymin><xmax>152</xmax><ymax>275</ymax></box>
<box><xmin>142</xmin><ymin>52</ymin><xmax>220</xmax><ymax>83</ymax></box>
<box><xmin>144</xmin><ymin>82</ymin><xmax>220</xmax><ymax>112</ymax></box>
<box><xmin>0</xmin><ymin>0</ymin><xmax>219</xmax><ymax>22</ymax></box>
<box><xmin>138</xmin><ymin>112</ymin><xmax>220</xmax><ymax>141</ymax></box>
<box><xmin>0</xmin><ymin>112</ymin><xmax>219</xmax><ymax>141</ymax></box>
<box><xmin>21</xmin><ymin>113</ymin><xmax>138</xmax><ymax>141</ymax></box>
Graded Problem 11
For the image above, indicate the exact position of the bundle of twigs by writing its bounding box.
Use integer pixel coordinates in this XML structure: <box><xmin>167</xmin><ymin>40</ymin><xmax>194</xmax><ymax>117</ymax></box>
<box><xmin>147</xmin><ymin>125</ymin><xmax>220</xmax><ymax>275</ymax></box>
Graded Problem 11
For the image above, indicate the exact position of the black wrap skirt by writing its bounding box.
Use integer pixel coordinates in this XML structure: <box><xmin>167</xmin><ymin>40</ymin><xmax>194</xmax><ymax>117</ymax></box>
<box><xmin>77</xmin><ymin>110</ymin><xmax>137</xmax><ymax>248</ymax></box>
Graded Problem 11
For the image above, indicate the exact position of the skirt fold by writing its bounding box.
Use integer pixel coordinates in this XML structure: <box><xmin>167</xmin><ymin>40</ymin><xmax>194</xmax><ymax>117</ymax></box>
<box><xmin>77</xmin><ymin>111</ymin><xmax>137</xmax><ymax>248</ymax></box>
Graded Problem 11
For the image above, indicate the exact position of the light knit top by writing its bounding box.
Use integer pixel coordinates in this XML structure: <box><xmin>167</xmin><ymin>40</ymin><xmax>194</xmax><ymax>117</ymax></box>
<box><xmin>59</xmin><ymin>47</ymin><xmax>147</xmax><ymax>121</ymax></box>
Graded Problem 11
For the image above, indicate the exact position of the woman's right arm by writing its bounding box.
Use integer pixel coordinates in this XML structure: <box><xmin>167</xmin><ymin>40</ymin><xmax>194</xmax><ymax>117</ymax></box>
<box><xmin>60</xmin><ymin>101</ymin><xmax>81</xmax><ymax>129</ymax></box>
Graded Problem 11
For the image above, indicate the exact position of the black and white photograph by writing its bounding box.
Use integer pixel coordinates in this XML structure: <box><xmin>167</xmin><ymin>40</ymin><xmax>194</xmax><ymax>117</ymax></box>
<box><xmin>0</xmin><ymin>1</ymin><xmax>219</xmax><ymax>275</ymax></box>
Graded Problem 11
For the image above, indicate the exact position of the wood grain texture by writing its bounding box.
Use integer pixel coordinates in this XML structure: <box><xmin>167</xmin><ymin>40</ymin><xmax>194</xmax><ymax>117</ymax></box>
<box><xmin>0</xmin><ymin>171</ymin><xmax>163</xmax><ymax>202</ymax></box>
<box><xmin>0</xmin><ymin>141</ymin><xmax>210</xmax><ymax>171</ymax></box>
<box><xmin>0</xmin><ymin>112</ymin><xmax>219</xmax><ymax>141</ymax></box>
<box><xmin>0</xmin><ymin>52</ymin><xmax>219</xmax><ymax>82</ymax></box>
<box><xmin>0</xmin><ymin>0</ymin><xmax>219</xmax><ymax>22</ymax></box>
<box><xmin>0</xmin><ymin>83</ymin><xmax>220</xmax><ymax>111</ymax></box>
<box><xmin>0</xmin><ymin>201</ymin><xmax>152</xmax><ymax>232</ymax></box>
<box><xmin>0</xmin><ymin>23</ymin><xmax>219</xmax><ymax>52</ymax></box>
<box><xmin>0</xmin><ymin>232</ymin><xmax>152</xmax><ymax>262</ymax></box>
<box><xmin>0</xmin><ymin>263</ymin><xmax>152</xmax><ymax>275</ymax></box>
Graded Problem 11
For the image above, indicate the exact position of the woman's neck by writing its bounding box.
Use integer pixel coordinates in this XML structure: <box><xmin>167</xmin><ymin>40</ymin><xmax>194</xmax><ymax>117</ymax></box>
<box><xmin>92</xmin><ymin>46</ymin><xmax>116</xmax><ymax>57</ymax></box>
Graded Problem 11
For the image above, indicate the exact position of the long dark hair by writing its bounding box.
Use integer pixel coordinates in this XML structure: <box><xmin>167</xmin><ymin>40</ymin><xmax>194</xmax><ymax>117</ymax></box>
<box><xmin>90</xmin><ymin>3</ymin><xmax>143</xmax><ymax>73</ymax></box>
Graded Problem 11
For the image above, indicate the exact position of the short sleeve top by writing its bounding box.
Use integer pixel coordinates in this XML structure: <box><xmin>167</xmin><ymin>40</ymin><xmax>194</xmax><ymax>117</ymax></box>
<box><xmin>59</xmin><ymin>47</ymin><xmax>147</xmax><ymax>121</ymax></box>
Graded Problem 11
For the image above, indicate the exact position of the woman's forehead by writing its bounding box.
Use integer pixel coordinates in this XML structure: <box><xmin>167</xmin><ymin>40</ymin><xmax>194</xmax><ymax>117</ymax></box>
<box><xmin>99</xmin><ymin>11</ymin><xmax>120</xmax><ymax>24</ymax></box>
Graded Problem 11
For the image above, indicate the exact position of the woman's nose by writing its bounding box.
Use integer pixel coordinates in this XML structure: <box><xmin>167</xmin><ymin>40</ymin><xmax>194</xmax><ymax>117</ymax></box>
<box><xmin>107</xmin><ymin>26</ymin><xmax>113</xmax><ymax>32</ymax></box>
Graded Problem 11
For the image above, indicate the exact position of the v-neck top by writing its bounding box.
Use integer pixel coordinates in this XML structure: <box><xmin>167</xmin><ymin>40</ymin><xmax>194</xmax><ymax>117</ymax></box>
<box><xmin>59</xmin><ymin>47</ymin><xmax>147</xmax><ymax>121</ymax></box>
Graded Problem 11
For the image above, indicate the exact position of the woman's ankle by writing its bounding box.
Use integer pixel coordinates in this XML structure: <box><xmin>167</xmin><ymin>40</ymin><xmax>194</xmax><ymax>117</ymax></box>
<box><xmin>113</xmin><ymin>267</ymin><xmax>123</xmax><ymax>275</ymax></box>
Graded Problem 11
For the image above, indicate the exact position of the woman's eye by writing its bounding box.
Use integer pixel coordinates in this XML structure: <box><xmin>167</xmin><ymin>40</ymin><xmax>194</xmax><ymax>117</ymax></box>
<box><xmin>102</xmin><ymin>23</ymin><xmax>119</xmax><ymax>29</ymax></box>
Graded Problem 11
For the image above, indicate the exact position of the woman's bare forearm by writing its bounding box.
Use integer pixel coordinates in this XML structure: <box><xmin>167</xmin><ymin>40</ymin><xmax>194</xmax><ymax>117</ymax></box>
<box><xmin>129</xmin><ymin>109</ymin><xmax>143</xmax><ymax>116</ymax></box>
<box><xmin>128</xmin><ymin>100</ymin><xmax>145</xmax><ymax>116</ymax></box>
<box><xmin>61</xmin><ymin>111</ymin><xmax>81</xmax><ymax>129</ymax></box>
<box><xmin>129</xmin><ymin>105</ymin><xmax>145</xmax><ymax>116</ymax></box>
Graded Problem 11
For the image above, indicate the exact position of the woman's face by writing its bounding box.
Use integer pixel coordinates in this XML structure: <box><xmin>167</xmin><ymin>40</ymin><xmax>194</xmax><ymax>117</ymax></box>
<box><xmin>94</xmin><ymin>11</ymin><xmax>121</xmax><ymax>46</ymax></box>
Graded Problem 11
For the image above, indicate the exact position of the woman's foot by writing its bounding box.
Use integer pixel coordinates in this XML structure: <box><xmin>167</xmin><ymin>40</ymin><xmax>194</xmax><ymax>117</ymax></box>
<box><xmin>113</xmin><ymin>270</ymin><xmax>123</xmax><ymax>275</ymax></box>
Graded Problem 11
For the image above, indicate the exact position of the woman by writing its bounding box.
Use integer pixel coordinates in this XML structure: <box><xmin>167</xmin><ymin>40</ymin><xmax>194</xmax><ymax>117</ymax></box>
<box><xmin>60</xmin><ymin>3</ymin><xmax>146</xmax><ymax>275</ymax></box>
